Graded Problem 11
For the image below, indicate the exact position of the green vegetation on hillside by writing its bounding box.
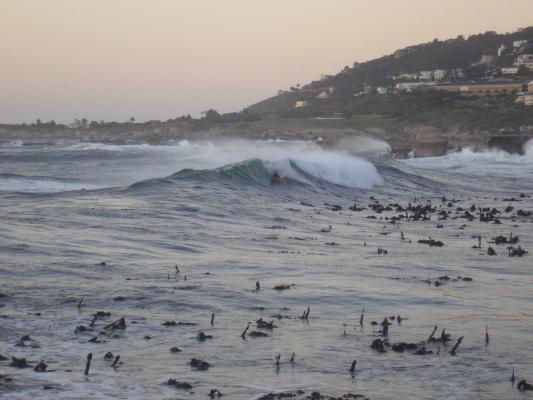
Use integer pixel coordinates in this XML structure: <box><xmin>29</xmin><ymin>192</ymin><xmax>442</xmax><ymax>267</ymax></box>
<box><xmin>242</xmin><ymin>27</ymin><xmax>533</xmax><ymax>132</ymax></box>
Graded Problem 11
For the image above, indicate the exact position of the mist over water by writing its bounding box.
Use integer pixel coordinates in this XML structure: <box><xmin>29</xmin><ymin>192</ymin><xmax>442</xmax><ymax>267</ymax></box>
<box><xmin>404</xmin><ymin>139</ymin><xmax>533</xmax><ymax>177</ymax></box>
<box><xmin>1</xmin><ymin>138</ymin><xmax>532</xmax><ymax>400</ymax></box>
<box><xmin>0</xmin><ymin>139</ymin><xmax>384</xmax><ymax>192</ymax></box>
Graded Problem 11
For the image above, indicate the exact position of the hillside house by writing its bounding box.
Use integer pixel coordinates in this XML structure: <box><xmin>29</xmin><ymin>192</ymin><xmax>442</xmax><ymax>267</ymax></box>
<box><xmin>497</xmin><ymin>45</ymin><xmax>507</xmax><ymax>57</ymax></box>
<box><xmin>514</xmin><ymin>40</ymin><xmax>528</xmax><ymax>48</ymax></box>
<box><xmin>395</xmin><ymin>82</ymin><xmax>429</xmax><ymax>92</ymax></box>
<box><xmin>476</xmin><ymin>55</ymin><xmax>496</xmax><ymax>65</ymax></box>
<box><xmin>392</xmin><ymin>73</ymin><xmax>418</xmax><ymax>81</ymax></box>
<box><xmin>418</xmin><ymin>71</ymin><xmax>434</xmax><ymax>81</ymax></box>
<box><xmin>515</xmin><ymin>94</ymin><xmax>533</xmax><ymax>106</ymax></box>
<box><xmin>516</xmin><ymin>54</ymin><xmax>533</xmax><ymax>63</ymax></box>
<box><xmin>502</xmin><ymin>67</ymin><xmax>519</xmax><ymax>75</ymax></box>
<box><xmin>436</xmin><ymin>81</ymin><xmax>523</xmax><ymax>96</ymax></box>
<box><xmin>376</xmin><ymin>87</ymin><xmax>389</xmax><ymax>95</ymax></box>
<box><xmin>433</xmin><ymin>70</ymin><xmax>447</xmax><ymax>81</ymax></box>
<box><xmin>294</xmin><ymin>100</ymin><xmax>308</xmax><ymax>108</ymax></box>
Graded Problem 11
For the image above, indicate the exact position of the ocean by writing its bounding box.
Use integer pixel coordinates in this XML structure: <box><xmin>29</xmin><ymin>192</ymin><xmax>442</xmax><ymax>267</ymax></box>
<box><xmin>0</xmin><ymin>138</ymin><xmax>532</xmax><ymax>399</ymax></box>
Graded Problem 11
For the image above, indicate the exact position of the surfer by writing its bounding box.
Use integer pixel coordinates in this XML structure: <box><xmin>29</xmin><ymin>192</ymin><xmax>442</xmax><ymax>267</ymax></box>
<box><xmin>271</xmin><ymin>170</ymin><xmax>282</xmax><ymax>184</ymax></box>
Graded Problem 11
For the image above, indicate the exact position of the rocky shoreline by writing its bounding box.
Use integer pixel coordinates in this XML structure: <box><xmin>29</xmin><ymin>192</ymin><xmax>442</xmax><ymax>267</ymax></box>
<box><xmin>1</xmin><ymin>122</ymin><xmax>531</xmax><ymax>158</ymax></box>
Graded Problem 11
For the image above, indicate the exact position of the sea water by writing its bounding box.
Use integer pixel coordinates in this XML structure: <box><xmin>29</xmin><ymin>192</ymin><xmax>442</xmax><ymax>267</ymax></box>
<box><xmin>0</xmin><ymin>139</ymin><xmax>532</xmax><ymax>399</ymax></box>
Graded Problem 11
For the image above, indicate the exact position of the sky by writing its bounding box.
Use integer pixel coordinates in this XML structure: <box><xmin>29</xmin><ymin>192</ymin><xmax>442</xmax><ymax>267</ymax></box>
<box><xmin>1</xmin><ymin>0</ymin><xmax>533</xmax><ymax>124</ymax></box>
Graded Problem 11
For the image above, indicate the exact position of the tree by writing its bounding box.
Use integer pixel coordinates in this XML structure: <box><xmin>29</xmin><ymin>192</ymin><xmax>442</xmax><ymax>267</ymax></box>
<box><xmin>517</xmin><ymin>65</ymin><xmax>529</xmax><ymax>75</ymax></box>
<box><xmin>36</xmin><ymin>118</ymin><xmax>41</xmax><ymax>125</ymax></box>
<box><xmin>129</xmin><ymin>117</ymin><xmax>135</xmax><ymax>123</ymax></box>
<box><xmin>203</xmin><ymin>109</ymin><xmax>221</xmax><ymax>121</ymax></box>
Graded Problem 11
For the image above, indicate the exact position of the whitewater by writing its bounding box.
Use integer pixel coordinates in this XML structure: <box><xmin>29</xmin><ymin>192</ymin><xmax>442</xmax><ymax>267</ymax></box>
<box><xmin>0</xmin><ymin>138</ymin><xmax>532</xmax><ymax>400</ymax></box>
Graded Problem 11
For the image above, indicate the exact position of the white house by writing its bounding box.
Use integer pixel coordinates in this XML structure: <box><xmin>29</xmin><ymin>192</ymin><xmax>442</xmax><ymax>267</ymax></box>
<box><xmin>376</xmin><ymin>87</ymin><xmax>389</xmax><ymax>95</ymax></box>
<box><xmin>66</xmin><ymin>120</ymin><xmax>87</xmax><ymax>129</ymax></box>
<box><xmin>450</xmin><ymin>68</ymin><xmax>465</xmax><ymax>79</ymax></box>
<box><xmin>501</xmin><ymin>67</ymin><xmax>519</xmax><ymax>75</ymax></box>
<box><xmin>294</xmin><ymin>100</ymin><xmax>308</xmax><ymax>108</ymax></box>
<box><xmin>317</xmin><ymin>91</ymin><xmax>329</xmax><ymax>99</ymax></box>
<box><xmin>418</xmin><ymin>71</ymin><xmax>434</xmax><ymax>81</ymax></box>
<box><xmin>395</xmin><ymin>82</ymin><xmax>427</xmax><ymax>92</ymax></box>
<box><xmin>392</xmin><ymin>73</ymin><xmax>418</xmax><ymax>81</ymax></box>
<box><xmin>515</xmin><ymin>55</ymin><xmax>533</xmax><ymax>71</ymax></box>
<box><xmin>516</xmin><ymin>54</ymin><xmax>533</xmax><ymax>64</ymax></box>
<box><xmin>515</xmin><ymin>94</ymin><xmax>533</xmax><ymax>106</ymax></box>
<box><xmin>478</xmin><ymin>55</ymin><xmax>496</xmax><ymax>65</ymax></box>
<box><xmin>433</xmin><ymin>70</ymin><xmax>447</xmax><ymax>81</ymax></box>
<box><xmin>363</xmin><ymin>86</ymin><xmax>373</xmax><ymax>95</ymax></box>
<box><xmin>513</xmin><ymin>40</ymin><xmax>528</xmax><ymax>48</ymax></box>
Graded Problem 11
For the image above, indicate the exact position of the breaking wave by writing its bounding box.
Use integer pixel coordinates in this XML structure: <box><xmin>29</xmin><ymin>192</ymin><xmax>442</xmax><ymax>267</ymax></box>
<box><xmin>126</xmin><ymin>139</ymin><xmax>384</xmax><ymax>190</ymax></box>
<box><xmin>404</xmin><ymin>139</ymin><xmax>533</xmax><ymax>178</ymax></box>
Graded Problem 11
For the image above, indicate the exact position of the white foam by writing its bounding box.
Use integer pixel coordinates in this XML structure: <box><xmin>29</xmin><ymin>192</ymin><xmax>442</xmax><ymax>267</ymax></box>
<box><xmin>170</xmin><ymin>139</ymin><xmax>383</xmax><ymax>189</ymax></box>
<box><xmin>403</xmin><ymin>139</ymin><xmax>533</xmax><ymax>177</ymax></box>
<box><xmin>0</xmin><ymin>177</ymin><xmax>100</xmax><ymax>193</ymax></box>
<box><xmin>333</xmin><ymin>137</ymin><xmax>391</xmax><ymax>156</ymax></box>
<box><xmin>61</xmin><ymin>139</ymin><xmax>383</xmax><ymax>189</ymax></box>
<box><xmin>6</xmin><ymin>139</ymin><xmax>384</xmax><ymax>190</ymax></box>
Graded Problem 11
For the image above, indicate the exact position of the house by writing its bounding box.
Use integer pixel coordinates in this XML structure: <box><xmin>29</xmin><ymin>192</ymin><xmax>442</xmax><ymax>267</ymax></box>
<box><xmin>392</xmin><ymin>73</ymin><xmax>418</xmax><ymax>81</ymax></box>
<box><xmin>515</xmin><ymin>94</ymin><xmax>533</xmax><ymax>106</ymax></box>
<box><xmin>436</xmin><ymin>80</ymin><xmax>523</xmax><ymax>96</ymax></box>
<box><xmin>376</xmin><ymin>87</ymin><xmax>388</xmax><ymax>95</ymax></box>
<box><xmin>513</xmin><ymin>40</ymin><xmax>528</xmax><ymax>48</ymax></box>
<box><xmin>294</xmin><ymin>100</ymin><xmax>308</xmax><ymax>108</ymax></box>
<box><xmin>363</xmin><ymin>86</ymin><xmax>373</xmax><ymax>94</ymax></box>
<box><xmin>418</xmin><ymin>71</ymin><xmax>434</xmax><ymax>81</ymax></box>
<box><xmin>433</xmin><ymin>70</ymin><xmax>447</xmax><ymax>81</ymax></box>
<box><xmin>477</xmin><ymin>55</ymin><xmax>496</xmax><ymax>65</ymax></box>
<box><xmin>449</xmin><ymin>68</ymin><xmax>465</xmax><ymax>79</ymax></box>
<box><xmin>317</xmin><ymin>91</ymin><xmax>329</xmax><ymax>99</ymax></box>
<box><xmin>395</xmin><ymin>82</ymin><xmax>428</xmax><ymax>92</ymax></box>
<box><xmin>502</xmin><ymin>67</ymin><xmax>519</xmax><ymax>75</ymax></box>
<box><xmin>529</xmin><ymin>80</ymin><xmax>533</xmax><ymax>92</ymax></box>
<box><xmin>516</xmin><ymin>54</ymin><xmax>533</xmax><ymax>64</ymax></box>
<box><xmin>66</xmin><ymin>120</ymin><xmax>87</xmax><ymax>129</ymax></box>
<box><xmin>514</xmin><ymin>55</ymin><xmax>533</xmax><ymax>71</ymax></box>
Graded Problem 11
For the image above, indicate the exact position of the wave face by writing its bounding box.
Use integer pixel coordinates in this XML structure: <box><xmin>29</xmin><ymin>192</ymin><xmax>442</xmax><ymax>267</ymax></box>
<box><xmin>152</xmin><ymin>139</ymin><xmax>384</xmax><ymax>189</ymax></box>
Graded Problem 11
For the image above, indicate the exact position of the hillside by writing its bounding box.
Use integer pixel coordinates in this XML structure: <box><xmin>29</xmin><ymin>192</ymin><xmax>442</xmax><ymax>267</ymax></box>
<box><xmin>244</xmin><ymin>27</ymin><xmax>533</xmax><ymax>131</ymax></box>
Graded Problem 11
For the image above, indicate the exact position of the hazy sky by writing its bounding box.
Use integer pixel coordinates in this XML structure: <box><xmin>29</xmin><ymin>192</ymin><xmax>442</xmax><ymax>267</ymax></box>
<box><xmin>1</xmin><ymin>0</ymin><xmax>532</xmax><ymax>123</ymax></box>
